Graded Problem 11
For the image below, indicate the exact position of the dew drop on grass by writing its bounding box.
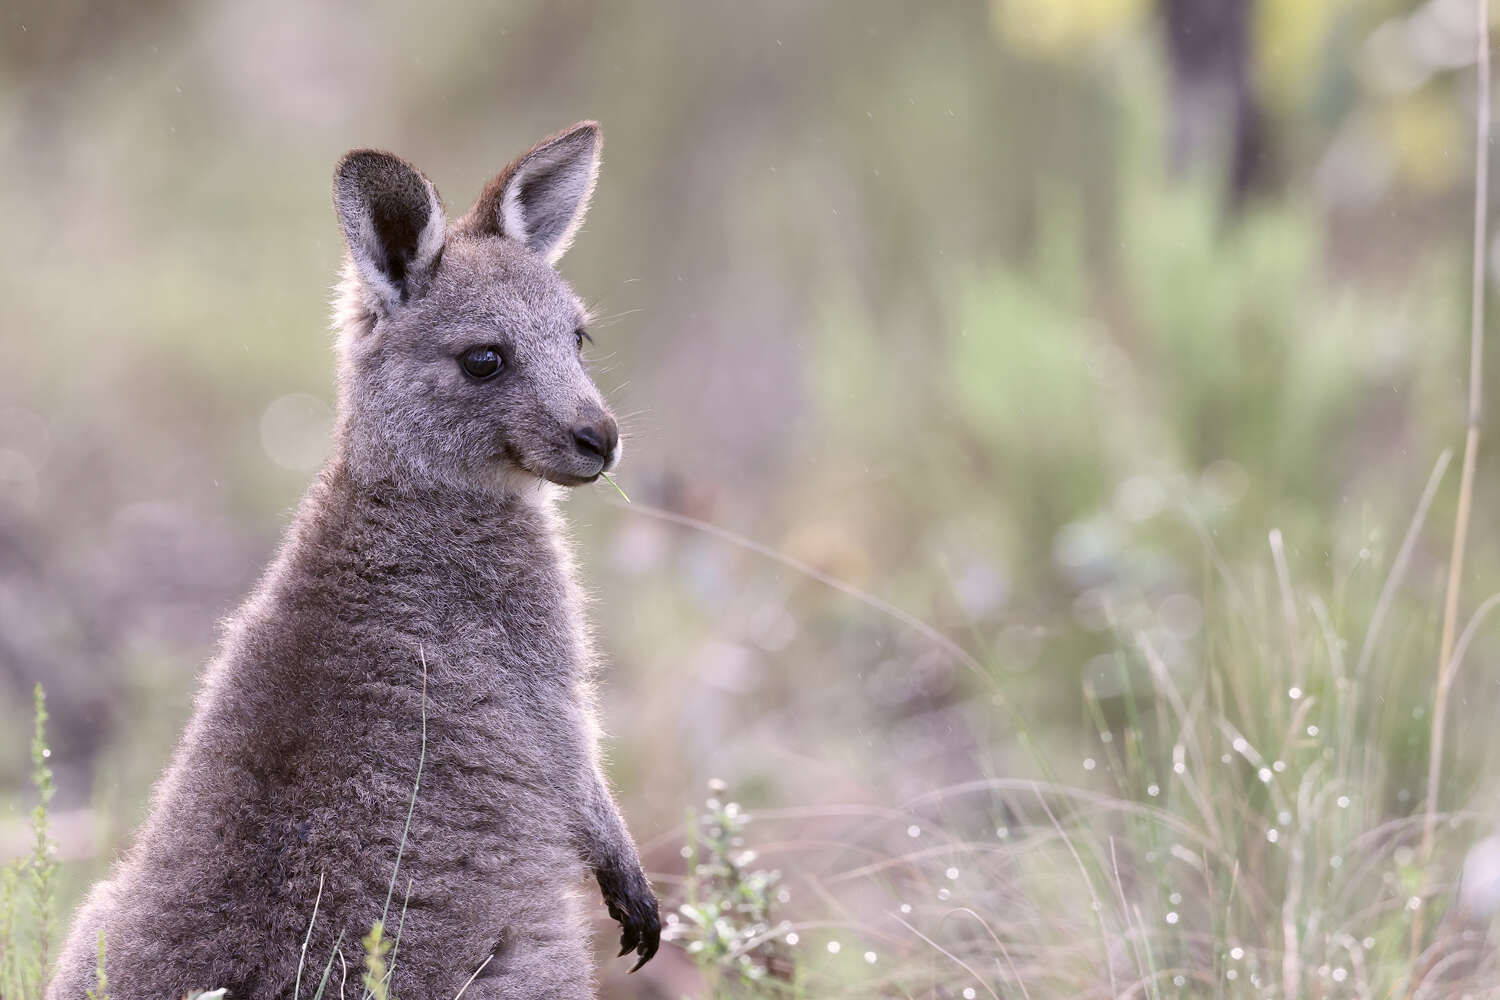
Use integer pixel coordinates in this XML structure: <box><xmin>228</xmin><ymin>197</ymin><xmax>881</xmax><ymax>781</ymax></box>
<box><xmin>1307</xmin><ymin>725</ymin><xmax>1319</xmax><ymax>737</ymax></box>
<box><xmin>1330</xmin><ymin>855</ymin><xmax>1343</xmax><ymax>869</ymax></box>
<box><xmin>1221</xmin><ymin>754</ymin><xmax>1233</xmax><ymax>764</ymax></box>
<box><xmin>1362</xmin><ymin>936</ymin><xmax>1374</xmax><ymax>949</ymax></box>
<box><xmin>1230</xmin><ymin>946</ymin><xmax>1244</xmax><ymax>960</ymax></box>
<box><xmin>899</xmin><ymin>903</ymin><xmax>912</xmax><ymax>914</ymax></box>
<box><xmin>827</xmin><ymin>940</ymin><xmax>841</xmax><ymax>954</ymax></box>
<box><xmin>785</xmin><ymin>932</ymin><xmax>799</xmax><ymax>945</ymax></box>
<box><xmin>1272</xmin><ymin>760</ymin><xmax>1286</xmax><ymax>772</ymax></box>
<box><xmin>945</xmin><ymin>867</ymin><xmax>959</xmax><ymax>880</ymax></box>
<box><xmin>995</xmin><ymin>826</ymin><xmax>1009</xmax><ymax>840</ymax></box>
<box><xmin>1278</xmin><ymin>810</ymin><xmax>1292</xmax><ymax>825</ymax></box>
<box><xmin>1288</xmin><ymin>687</ymin><xmax>1302</xmax><ymax>700</ymax></box>
<box><xmin>1173</xmin><ymin>976</ymin><xmax>1185</xmax><ymax>987</ymax></box>
<box><xmin>1083</xmin><ymin>757</ymin><xmax>1097</xmax><ymax>771</ymax></box>
<box><xmin>1258</xmin><ymin>767</ymin><xmax>1272</xmax><ymax>783</ymax></box>
<box><xmin>1332</xmin><ymin>968</ymin><xmax>1348</xmax><ymax>983</ymax></box>
<box><xmin>1147</xmin><ymin>783</ymin><xmax>1160</xmax><ymax>797</ymax></box>
<box><xmin>864</xmin><ymin>951</ymin><xmax>877</xmax><ymax>964</ymax></box>
<box><xmin>1169</xmin><ymin>891</ymin><xmax>1181</xmax><ymax>904</ymax></box>
<box><xmin>1100</xmin><ymin>731</ymin><xmax>1113</xmax><ymax>743</ymax></box>
<box><xmin>1165</xmin><ymin>911</ymin><xmax>1179</xmax><ymax>924</ymax></box>
<box><xmin>1266</xmin><ymin>828</ymin><xmax>1280</xmax><ymax>843</ymax></box>
<box><xmin>1232</xmin><ymin>737</ymin><xmax>1249</xmax><ymax>754</ymax></box>
<box><xmin>1226</xmin><ymin>970</ymin><xmax>1238</xmax><ymax>981</ymax></box>
<box><xmin>1173</xmin><ymin>761</ymin><xmax>1186</xmax><ymax>774</ymax></box>
<box><xmin>1336</xmin><ymin>795</ymin><xmax>1351</xmax><ymax>809</ymax></box>
<box><xmin>937</xmin><ymin>888</ymin><xmax>951</xmax><ymax>901</ymax></box>
<box><xmin>1407</xmin><ymin>896</ymin><xmax>1421</xmax><ymax>911</ymax></box>
<box><xmin>907</xmin><ymin>824</ymin><xmax>921</xmax><ymax>838</ymax></box>
<box><xmin>963</xmin><ymin>990</ymin><xmax>977</xmax><ymax>1000</ymax></box>
<box><xmin>41</xmin><ymin>748</ymin><xmax>50</xmax><ymax>758</ymax></box>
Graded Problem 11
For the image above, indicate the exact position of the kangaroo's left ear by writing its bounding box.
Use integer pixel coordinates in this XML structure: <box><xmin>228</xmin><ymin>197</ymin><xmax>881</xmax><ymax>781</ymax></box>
<box><xmin>458</xmin><ymin>121</ymin><xmax>601</xmax><ymax>266</ymax></box>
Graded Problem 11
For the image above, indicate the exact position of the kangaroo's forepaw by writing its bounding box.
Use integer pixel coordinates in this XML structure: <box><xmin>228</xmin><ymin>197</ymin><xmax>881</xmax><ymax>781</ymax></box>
<box><xmin>597</xmin><ymin>864</ymin><xmax>660</xmax><ymax>972</ymax></box>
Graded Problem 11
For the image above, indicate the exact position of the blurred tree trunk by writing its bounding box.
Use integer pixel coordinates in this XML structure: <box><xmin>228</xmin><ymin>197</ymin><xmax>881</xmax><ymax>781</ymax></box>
<box><xmin>1160</xmin><ymin>0</ymin><xmax>1269</xmax><ymax>205</ymax></box>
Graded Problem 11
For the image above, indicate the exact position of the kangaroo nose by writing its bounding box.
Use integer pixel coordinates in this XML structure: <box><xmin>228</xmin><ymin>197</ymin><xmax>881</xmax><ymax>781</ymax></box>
<box><xmin>571</xmin><ymin>417</ymin><xmax>618</xmax><ymax>465</ymax></box>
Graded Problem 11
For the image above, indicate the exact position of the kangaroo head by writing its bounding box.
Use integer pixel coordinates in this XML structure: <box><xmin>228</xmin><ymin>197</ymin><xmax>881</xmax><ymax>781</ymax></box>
<box><xmin>330</xmin><ymin>122</ymin><xmax>617</xmax><ymax>496</ymax></box>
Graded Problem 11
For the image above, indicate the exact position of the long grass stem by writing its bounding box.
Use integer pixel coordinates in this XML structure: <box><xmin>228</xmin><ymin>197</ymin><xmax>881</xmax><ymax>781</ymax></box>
<box><xmin>1414</xmin><ymin>0</ymin><xmax>1491</xmax><ymax>973</ymax></box>
<box><xmin>1425</xmin><ymin>0</ymin><xmax>1491</xmax><ymax>865</ymax></box>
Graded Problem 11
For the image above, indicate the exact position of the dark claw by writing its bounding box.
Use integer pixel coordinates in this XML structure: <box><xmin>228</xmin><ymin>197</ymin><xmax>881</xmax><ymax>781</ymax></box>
<box><xmin>629</xmin><ymin>934</ymin><xmax>658</xmax><ymax>973</ymax></box>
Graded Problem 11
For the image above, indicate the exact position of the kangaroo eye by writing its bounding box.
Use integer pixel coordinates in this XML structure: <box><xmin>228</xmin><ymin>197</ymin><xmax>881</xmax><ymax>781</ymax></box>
<box><xmin>575</xmin><ymin>328</ymin><xmax>592</xmax><ymax>352</ymax></box>
<box><xmin>459</xmin><ymin>346</ymin><xmax>503</xmax><ymax>380</ymax></box>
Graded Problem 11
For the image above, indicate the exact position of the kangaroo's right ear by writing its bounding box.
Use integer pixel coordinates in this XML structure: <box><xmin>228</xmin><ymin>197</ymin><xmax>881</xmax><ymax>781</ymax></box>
<box><xmin>333</xmin><ymin>150</ymin><xmax>446</xmax><ymax>310</ymax></box>
<box><xmin>456</xmin><ymin>122</ymin><xmax>601</xmax><ymax>265</ymax></box>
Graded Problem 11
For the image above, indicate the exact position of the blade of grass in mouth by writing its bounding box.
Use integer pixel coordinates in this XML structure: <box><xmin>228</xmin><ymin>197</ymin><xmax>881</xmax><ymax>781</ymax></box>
<box><xmin>600</xmin><ymin>471</ymin><xmax>631</xmax><ymax>503</ymax></box>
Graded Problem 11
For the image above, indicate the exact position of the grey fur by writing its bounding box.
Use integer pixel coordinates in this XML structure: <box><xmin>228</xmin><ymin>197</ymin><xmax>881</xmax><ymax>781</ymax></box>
<box><xmin>47</xmin><ymin>121</ymin><xmax>658</xmax><ymax>1000</ymax></box>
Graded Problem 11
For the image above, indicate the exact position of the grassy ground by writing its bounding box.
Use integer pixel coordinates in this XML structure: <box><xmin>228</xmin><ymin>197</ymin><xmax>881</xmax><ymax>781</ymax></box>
<box><xmin>644</xmin><ymin>459</ymin><xmax>1500</xmax><ymax>997</ymax></box>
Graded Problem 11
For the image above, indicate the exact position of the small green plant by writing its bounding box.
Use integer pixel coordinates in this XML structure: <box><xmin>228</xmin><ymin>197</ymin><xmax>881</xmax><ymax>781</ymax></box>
<box><xmin>360</xmin><ymin>922</ymin><xmax>391</xmax><ymax>1000</ymax></box>
<box><xmin>83</xmin><ymin>931</ymin><xmax>108</xmax><ymax>1000</ymax></box>
<box><xmin>669</xmin><ymin>780</ymin><xmax>794</xmax><ymax>995</ymax></box>
<box><xmin>1</xmin><ymin>686</ymin><xmax>59</xmax><ymax>1000</ymax></box>
<box><xmin>28</xmin><ymin>687</ymin><xmax>57</xmax><ymax>983</ymax></box>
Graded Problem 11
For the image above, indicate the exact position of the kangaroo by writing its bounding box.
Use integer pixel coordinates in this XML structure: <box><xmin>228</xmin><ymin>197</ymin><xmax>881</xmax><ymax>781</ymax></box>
<box><xmin>46</xmin><ymin>121</ymin><xmax>659</xmax><ymax>1000</ymax></box>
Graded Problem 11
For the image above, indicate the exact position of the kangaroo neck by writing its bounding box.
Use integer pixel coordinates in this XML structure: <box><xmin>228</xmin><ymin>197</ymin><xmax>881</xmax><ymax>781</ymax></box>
<box><xmin>307</xmin><ymin>456</ymin><xmax>567</xmax><ymax>592</ymax></box>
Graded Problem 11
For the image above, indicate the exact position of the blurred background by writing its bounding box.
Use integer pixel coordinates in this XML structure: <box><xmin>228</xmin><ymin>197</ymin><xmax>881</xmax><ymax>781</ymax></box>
<box><xmin>5</xmin><ymin>0</ymin><xmax>1500</xmax><ymax>995</ymax></box>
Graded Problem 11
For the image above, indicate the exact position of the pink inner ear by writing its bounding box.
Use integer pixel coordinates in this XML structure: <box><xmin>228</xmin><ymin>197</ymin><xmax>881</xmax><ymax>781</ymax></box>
<box><xmin>504</xmin><ymin>150</ymin><xmax>594</xmax><ymax>255</ymax></box>
<box><xmin>455</xmin><ymin>123</ymin><xmax>600</xmax><ymax>263</ymax></box>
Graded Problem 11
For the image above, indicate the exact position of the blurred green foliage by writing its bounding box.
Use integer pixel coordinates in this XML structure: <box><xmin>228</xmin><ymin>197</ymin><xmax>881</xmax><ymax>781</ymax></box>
<box><xmin>3</xmin><ymin>0</ymin><xmax>1500</xmax><ymax>995</ymax></box>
